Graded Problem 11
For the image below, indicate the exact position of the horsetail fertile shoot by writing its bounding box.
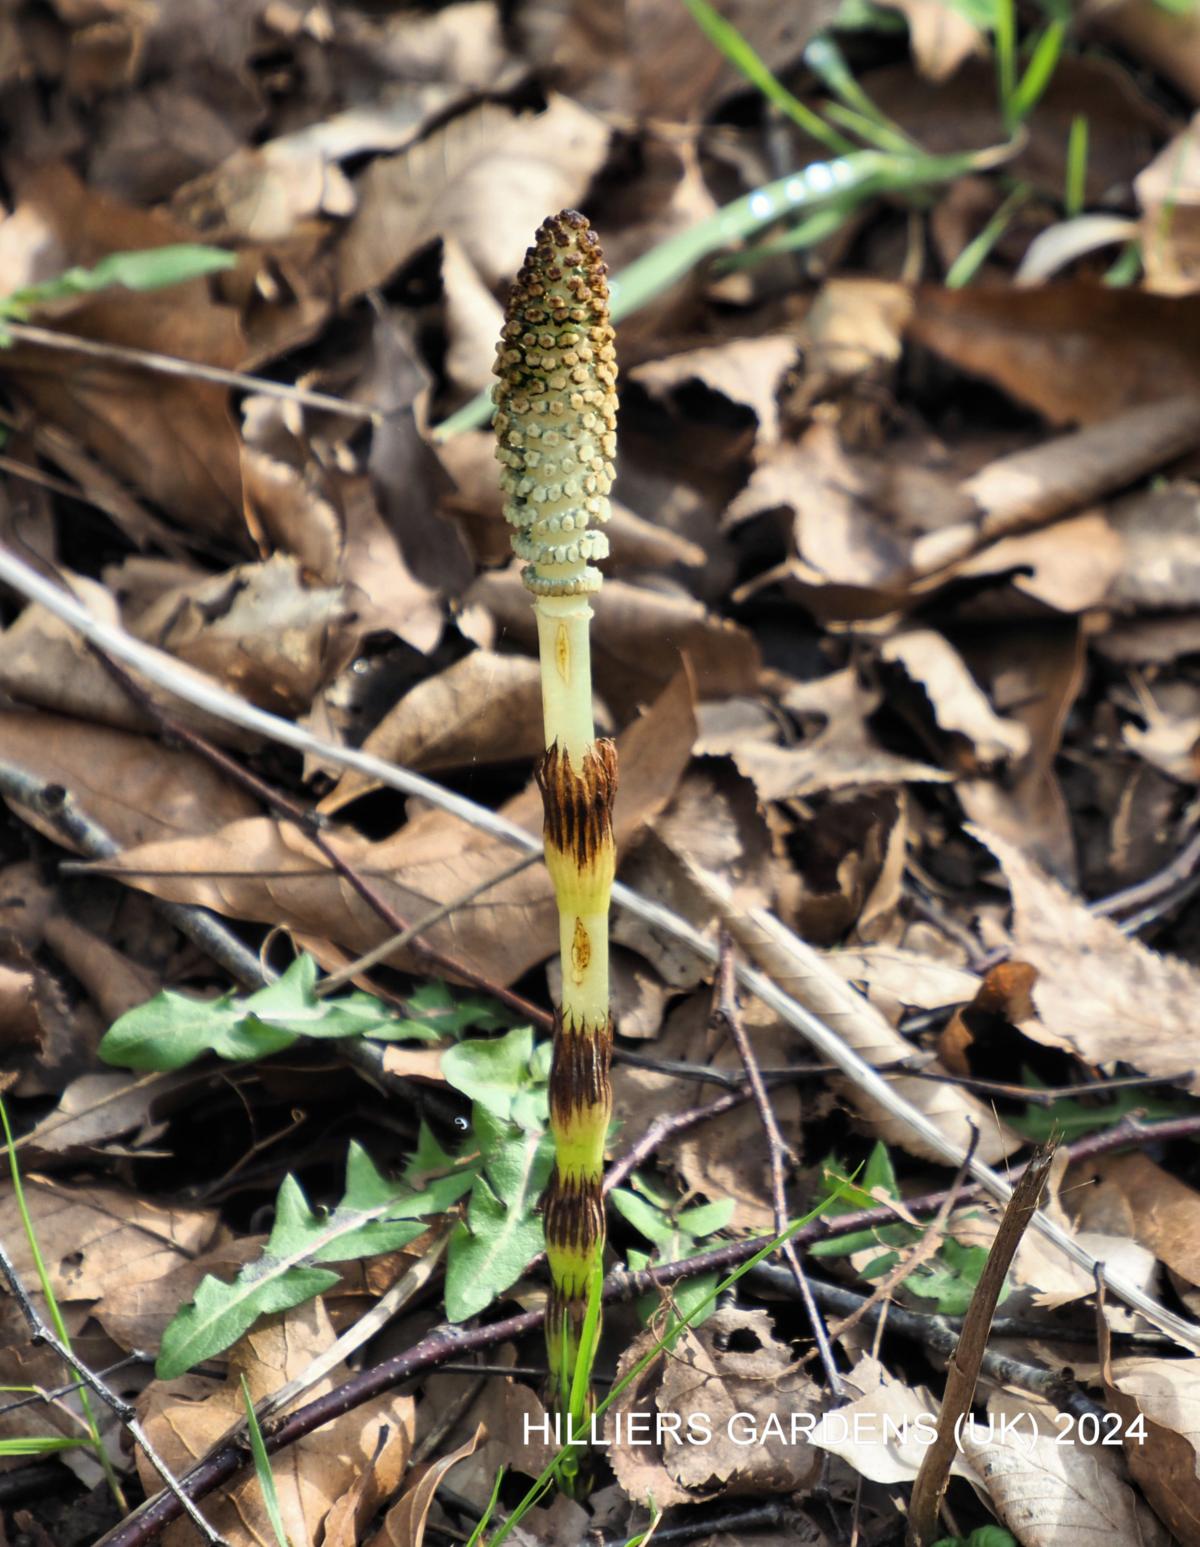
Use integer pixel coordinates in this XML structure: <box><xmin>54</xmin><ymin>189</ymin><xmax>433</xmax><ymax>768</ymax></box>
<box><xmin>493</xmin><ymin>210</ymin><xmax>618</xmax><ymax>1453</ymax></box>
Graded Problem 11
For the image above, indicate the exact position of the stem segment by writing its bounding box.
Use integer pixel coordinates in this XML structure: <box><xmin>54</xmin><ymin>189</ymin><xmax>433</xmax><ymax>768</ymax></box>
<box><xmin>493</xmin><ymin>211</ymin><xmax>619</xmax><ymax>1452</ymax></box>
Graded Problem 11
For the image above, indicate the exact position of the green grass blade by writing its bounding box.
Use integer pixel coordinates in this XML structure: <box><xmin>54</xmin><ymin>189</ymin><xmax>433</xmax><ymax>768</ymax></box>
<box><xmin>435</xmin><ymin>144</ymin><xmax>1005</xmax><ymax>440</ymax></box>
<box><xmin>1065</xmin><ymin>114</ymin><xmax>1088</xmax><ymax>217</ymax></box>
<box><xmin>0</xmin><ymin>1097</ymin><xmax>126</xmax><ymax>1509</ymax></box>
<box><xmin>0</xmin><ymin>1435</ymin><xmax>90</xmax><ymax>1456</ymax></box>
<box><xmin>946</xmin><ymin>184</ymin><xmax>1029</xmax><ymax>287</ymax></box>
<box><xmin>804</xmin><ymin>36</ymin><xmax>918</xmax><ymax>153</ymax></box>
<box><xmin>995</xmin><ymin>0</ymin><xmax>1017</xmax><ymax>128</ymax></box>
<box><xmin>1008</xmin><ymin>20</ymin><xmax>1066</xmax><ymax>125</ymax></box>
<box><xmin>242</xmin><ymin>1375</ymin><xmax>291</xmax><ymax>1547</ymax></box>
<box><xmin>679</xmin><ymin>0</ymin><xmax>852</xmax><ymax>155</ymax></box>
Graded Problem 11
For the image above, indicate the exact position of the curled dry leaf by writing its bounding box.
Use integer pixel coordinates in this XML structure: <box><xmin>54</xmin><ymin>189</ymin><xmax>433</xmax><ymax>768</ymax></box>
<box><xmin>1074</xmin><ymin>1152</ymin><xmax>1200</xmax><ymax>1291</ymax></box>
<box><xmin>631</xmin><ymin>335</ymin><xmax>800</xmax><ymax>446</ymax></box>
<box><xmin>958</xmin><ymin>1390</ymin><xmax>1171</xmax><ymax>1547</ymax></box>
<box><xmin>338</xmin><ymin>93</ymin><xmax>609</xmax><ymax>298</ymax></box>
<box><xmin>138</xmin><ymin>1297</ymin><xmax>417</xmax><ymax>1547</ymax></box>
<box><xmin>877</xmin><ymin>0</ymin><xmax>985</xmax><ymax>80</ymax></box>
<box><xmin>685</xmin><ymin>868</ymin><xmax>1021</xmax><ymax>1164</ymax></box>
<box><xmin>607</xmin><ymin>1306</ymin><xmax>821</xmax><ymax>1505</ymax></box>
<box><xmin>1100</xmin><ymin>1316</ymin><xmax>1200</xmax><ymax>1544</ymax></box>
<box><xmin>881</xmin><ymin>628</ymin><xmax>1031</xmax><ymax>765</ymax></box>
<box><xmin>698</xmin><ymin>667</ymin><xmax>949</xmax><ymax>801</ymax></box>
<box><xmin>319</xmin><ymin>650</ymin><xmax>544</xmax><ymax>814</ymax></box>
<box><xmin>808</xmin><ymin>1356</ymin><xmax>968</xmax><ymax>1486</ymax></box>
<box><xmin>363</xmin><ymin>1424</ymin><xmax>483</xmax><ymax>1547</ymax></box>
<box><xmin>469</xmin><ymin>566</ymin><xmax>759</xmax><ymax>715</ymax></box>
<box><xmin>970</xmin><ymin>825</ymin><xmax>1200</xmax><ymax>1095</ymax></box>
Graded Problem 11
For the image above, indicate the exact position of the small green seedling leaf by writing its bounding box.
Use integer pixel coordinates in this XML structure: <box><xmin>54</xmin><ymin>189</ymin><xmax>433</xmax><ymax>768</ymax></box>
<box><xmin>158</xmin><ymin>1140</ymin><xmax>474</xmax><ymax>1376</ymax></box>
<box><xmin>442</xmin><ymin>1025</ymin><xmax>546</xmax><ymax>1128</ymax></box>
<box><xmin>99</xmin><ymin>955</ymin><xmax>502</xmax><ymax>1070</ymax></box>
<box><xmin>444</xmin><ymin>1123</ymin><xmax>554</xmax><ymax>1321</ymax></box>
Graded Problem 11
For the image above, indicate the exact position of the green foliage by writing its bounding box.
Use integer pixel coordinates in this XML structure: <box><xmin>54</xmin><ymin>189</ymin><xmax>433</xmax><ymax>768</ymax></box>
<box><xmin>445</xmin><ymin>1116</ymin><xmax>554</xmax><ymax>1321</ymax></box>
<box><xmin>0</xmin><ymin>244</ymin><xmax>235</xmax><ymax>339</ymax></box>
<box><xmin>99</xmin><ymin>954</ymin><xmax>507</xmax><ymax>1071</ymax></box>
<box><xmin>242</xmin><ymin>1376</ymin><xmax>291</xmax><ymax>1547</ymax></box>
<box><xmin>1007</xmin><ymin>1071</ymin><xmax>1191</xmax><ymax>1143</ymax></box>
<box><xmin>157</xmin><ymin>1138</ymin><xmax>472</xmax><ymax>1377</ymax></box>
<box><xmin>0</xmin><ymin>1435</ymin><xmax>91</xmax><ymax>1457</ymax></box>
<box><xmin>148</xmin><ymin>1002</ymin><xmax>560</xmax><ymax>1366</ymax></box>
<box><xmin>931</xmin><ymin>1528</ymin><xmax>1018</xmax><ymax>1547</ymax></box>
<box><xmin>612</xmin><ymin>1173</ymin><xmax>735</xmax><ymax>1331</ymax></box>
<box><xmin>810</xmin><ymin>1142</ymin><xmax>1008</xmax><ymax>1316</ymax></box>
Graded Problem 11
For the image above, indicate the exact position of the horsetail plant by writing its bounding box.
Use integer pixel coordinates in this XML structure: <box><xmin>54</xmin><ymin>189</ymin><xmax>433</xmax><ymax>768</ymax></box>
<box><xmin>493</xmin><ymin>211</ymin><xmax>618</xmax><ymax>1475</ymax></box>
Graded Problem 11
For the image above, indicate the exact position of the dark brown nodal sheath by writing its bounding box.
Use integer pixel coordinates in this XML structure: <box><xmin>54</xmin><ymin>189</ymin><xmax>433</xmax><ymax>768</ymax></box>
<box><xmin>492</xmin><ymin>211</ymin><xmax>618</xmax><ymax>1460</ymax></box>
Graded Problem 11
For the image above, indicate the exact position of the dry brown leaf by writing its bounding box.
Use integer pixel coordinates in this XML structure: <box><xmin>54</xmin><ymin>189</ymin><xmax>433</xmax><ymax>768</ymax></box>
<box><xmin>0</xmin><ymin>708</ymin><xmax>260</xmax><ymax>853</ymax></box>
<box><xmin>1089</xmin><ymin>0</ymin><xmax>1200</xmax><ymax>104</ymax></box>
<box><xmin>909</xmin><ymin>284</ymin><xmax>1200</xmax><ymax>424</ymax></box>
<box><xmin>827</xmin><ymin>947</ymin><xmax>980</xmax><ymax>1011</ymax></box>
<box><xmin>955</xmin><ymin>621</ymin><xmax>1085</xmax><ymax>880</ymax></box>
<box><xmin>607</xmin><ymin>1306</ymin><xmax>821</xmax><ymax>1505</ymax></box>
<box><xmin>319</xmin><ymin>651</ymin><xmax>544</xmax><ymax>814</ymax></box>
<box><xmin>83</xmin><ymin>667</ymin><xmax>695</xmax><ymax>987</ymax></box>
<box><xmin>338</xmin><ymin>94</ymin><xmax>608</xmax><ymax>299</ymax></box>
<box><xmin>469</xmin><ymin>567</ymin><xmax>759</xmax><ymax>716</ymax></box>
<box><xmin>726</xmin><ymin>423</ymin><xmax>908</xmax><ymax>596</ymax></box>
<box><xmin>799</xmin><ymin>278</ymin><xmax>912</xmax><ymax>402</ymax></box>
<box><xmin>878</xmin><ymin>0</ymin><xmax>985</xmax><ymax>79</ymax></box>
<box><xmin>1</xmin><ymin>164</ymin><xmax>246</xmax><ymax>538</ymax></box>
<box><xmin>808</xmin><ymin>1355</ymin><xmax>966</xmax><ymax>1485</ymax></box>
<box><xmin>1100</xmin><ymin>1329</ymin><xmax>1200</xmax><ymax>1544</ymax></box>
<box><xmin>1107</xmin><ymin>483</ymin><xmax>1200</xmax><ymax>612</ymax></box>
<box><xmin>881</xmin><ymin>628</ymin><xmax>1030</xmax><ymax>764</ymax></box>
<box><xmin>1137</xmin><ymin>111</ymin><xmax>1200</xmax><ymax>294</ymax></box>
<box><xmin>118</xmin><ymin>553</ymin><xmax>347</xmax><ymax>712</ymax></box>
<box><xmin>139</xmin><ymin>1298</ymin><xmax>417</xmax><ymax>1547</ymax></box>
<box><xmin>15</xmin><ymin>1069</ymin><xmax>193</xmax><ymax>1166</ymax></box>
<box><xmin>698</xmin><ymin>667</ymin><xmax>949</xmax><ymax>800</ymax></box>
<box><xmin>631</xmin><ymin>336</ymin><xmax>799</xmax><ymax>445</ymax></box>
<box><xmin>1075</xmin><ymin>1152</ymin><xmax>1200</xmax><ymax>1290</ymax></box>
<box><xmin>0</xmin><ymin>1176</ymin><xmax>217</xmax><ymax>1319</ymax></box>
<box><xmin>322</xmin><ymin>1418</ymin><xmax>415</xmax><ymax>1547</ymax></box>
<box><xmin>686</xmin><ymin>869</ymin><xmax>1021</xmax><ymax>1164</ymax></box>
<box><xmin>959</xmin><ymin>1390</ymin><xmax>1171</xmax><ymax>1547</ymax></box>
<box><xmin>364</xmin><ymin>1425</ymin><xmax>483</xmax><ymax>1547</ymax></box>
<box><xmin>970</xmin><ymin>825</ymin><xmax>1200</xmax><ymax>1094</ymax></box>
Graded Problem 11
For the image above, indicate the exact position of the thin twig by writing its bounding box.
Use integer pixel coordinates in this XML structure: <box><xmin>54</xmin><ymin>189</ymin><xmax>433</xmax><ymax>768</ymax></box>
<box><xmin>712</xmin><ymin>930</ymin><xmax>843</xmax><ymax>1395</ymax></box>
<box><xmin>314</xmin><ymin>853</ymin><xmax>540</xmax><ymax>996</ymax></box>
<box><xmin>2</xmin><ymin>319</ymin><xmax>381</xmax><ymax>422</ymax></box>
<box><xmin>0</xmin><ymin>1239</ymin><xmax>227</xmax><ymax>1546</ymax></box>
<box><xmin>603</xmin><ymin>1088</ymin><xmax>750</xmax><ymax>1195</ymax></box>
<box><xmin>907</xmin><ymin>1139</ymin><xmax>1058</xmax><ymax>1547</ymax></box>
<box><xmin>87</xmin><ymin>644</ymin><xmax>552</xmax><ymax>1031</ymax></box>
<box><xmin>0</xmin><ymin>757</ymin><xmax>265</xmax><ymax>990</ymax></box>
<box><xmin>0</xmin><ymin>548</ymin><xmax>1195</xmax><ymax>1350</ymax></box>
<box><xmin>749</xmin><ymin>1262</ymin><xmax>1106</xmax><ymax>1422</ymax></box>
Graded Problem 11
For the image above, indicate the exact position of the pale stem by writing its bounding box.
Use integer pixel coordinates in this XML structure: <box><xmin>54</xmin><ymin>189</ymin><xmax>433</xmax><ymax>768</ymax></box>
<box><xmin>533</xmin><ymin>597</ymin><xmax>595</xmax><ymax>766</ymax></box>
